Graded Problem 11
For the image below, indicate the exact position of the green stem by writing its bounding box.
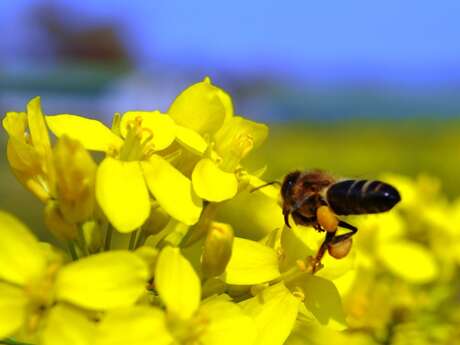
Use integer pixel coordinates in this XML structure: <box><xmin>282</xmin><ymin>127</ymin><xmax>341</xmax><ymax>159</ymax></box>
<box><xmin>129</xmin><ymin>229</ymin><xmax>138</xmax><ymax>250</ymax></box>
<box><xmin>180</xmin><ymin>202</ymin><xmax>217</xmax><ymax>247</ymax></box>
<box><xmin>134</xmin><ymin>228</ymin><xmax>147</xmax><ymax>249</ymax></box>
<box><xmin>104</xmin><ymin>224</ymin><xmax>113</xmax><ymax>251</ymax></box>
<box><xmin>67</xmin><ymin>241</ymin><xmax>79</xmax><ymax>261</ymax></box>
<box><xmin>270</xmin><ymin>262</ymin><xmax>313</xmax><ymax>286</ymax></box>
<box><xmin>77</xmin><ymin>225</ymin><xmax>89</xmax><ymax>257</ymax></box>
<box><xmin>0</xmin><ymin>338</ymin><xmax>34</xmax><ymax>345</ymax></box>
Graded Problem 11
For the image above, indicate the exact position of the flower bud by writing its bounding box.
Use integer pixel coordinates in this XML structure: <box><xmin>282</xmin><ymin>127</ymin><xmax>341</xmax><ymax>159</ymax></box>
<box><xmin>53</xmin><ymin>136</ymin><xmax>96</xmax><ymax>223</ymax></box>
<box><xmin>44</xmin><ymin>201</ymin><xmax>77</xmax><ymax>241</ymax></box>
<box><xmin>82</xmin><ymin>220</ymin><xmax>103</xmax><ymax>254</ymax></box>
<box><xmin>3</xmin><ymin>110</ymin><xmax>54</xmax><ymax>202</ymax></box>
<box><xmin>328</xmin><ymin>238</ymin><xmax>353</xmax><ymax>259</ymax></box>
<box><xmin>201</xmin><ymin>222</ymin><xmax>234</xmax><ymax>278</ymax></box>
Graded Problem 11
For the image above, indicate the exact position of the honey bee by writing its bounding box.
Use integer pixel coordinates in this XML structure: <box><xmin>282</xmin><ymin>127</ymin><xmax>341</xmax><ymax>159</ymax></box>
<box><xmin>279</xmin><ymin>170</ymin><xmax>401</xmax><ymax>272</ymax></box>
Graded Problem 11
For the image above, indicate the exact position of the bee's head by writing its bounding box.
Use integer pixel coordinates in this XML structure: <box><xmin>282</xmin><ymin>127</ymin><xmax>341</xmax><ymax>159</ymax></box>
<box><xmin>281</xmin><ymin>171</ymin><xmax>301</xmax><ymax>200</ymax></box>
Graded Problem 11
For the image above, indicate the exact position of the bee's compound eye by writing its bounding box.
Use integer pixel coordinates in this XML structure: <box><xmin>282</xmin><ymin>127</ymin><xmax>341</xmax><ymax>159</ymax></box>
<box><xmin>281</xmin><ymin>171</ymin><xmax>300</xmax><ymax>197</ymax></box>
<box><xmin>328</xmin><ymin>238</ymin><xmax>353</xmax><ymax>259</ymax></box>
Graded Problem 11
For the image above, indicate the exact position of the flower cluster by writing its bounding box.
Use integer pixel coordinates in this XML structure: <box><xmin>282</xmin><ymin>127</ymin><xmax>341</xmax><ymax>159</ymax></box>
<box><xmin>1</xmin><ymin>78</ymin><xmax>349</xmax><ymax>345</ymax></box>
<box><xmin>2</xmin><ymin>78</ymin><xmax>458</xmax><ymax>345</ymax></box>
<box><xmin>338</xmin><ymin>173</ymin><xmax>460</xmax><ymax>344</ymax></box>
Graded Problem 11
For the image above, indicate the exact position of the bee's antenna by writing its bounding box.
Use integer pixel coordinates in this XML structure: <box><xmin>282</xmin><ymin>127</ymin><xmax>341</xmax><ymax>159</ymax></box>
<box><xmin>250</xmin><ymin>181</ymin><xmax>281</xmax><ymax>193</ymax></box>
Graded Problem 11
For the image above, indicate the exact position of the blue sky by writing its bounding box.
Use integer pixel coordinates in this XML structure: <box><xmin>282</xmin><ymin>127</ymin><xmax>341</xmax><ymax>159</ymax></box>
<box><xmin>1</xmin><ymin>0</ymin><xmax>460</xmax><ymax>84</ymax></box>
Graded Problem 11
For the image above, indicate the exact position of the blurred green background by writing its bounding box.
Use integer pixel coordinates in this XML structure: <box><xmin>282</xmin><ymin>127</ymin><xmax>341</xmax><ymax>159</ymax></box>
<box><xmin>3</xmin><ymin>118</ymin><xmax>460</xmax><ymax>236</ymax></box>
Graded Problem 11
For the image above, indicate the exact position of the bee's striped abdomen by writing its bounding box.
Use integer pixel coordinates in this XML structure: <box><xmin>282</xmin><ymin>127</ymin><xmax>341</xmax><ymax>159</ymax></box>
<box><xmin>326</xmin><ymin>180</ymin><xmax>401</xmax><ymax>215</ymax></box>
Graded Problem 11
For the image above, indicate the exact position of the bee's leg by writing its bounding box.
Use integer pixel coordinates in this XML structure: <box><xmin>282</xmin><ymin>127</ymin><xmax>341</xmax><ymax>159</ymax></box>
<box><xmin>329</xmin><ymin>220</ymin><xmax>358</xmax><ymax>244</ymax></box>
<box><xmin>338</xmin><ymin>220</ymin><xmax>357</xmax><ymax>231</ymax></box>
<box><xmin>283</xmin><ymin>211</ymin><xmax>291</xmax><ymax>228</ymax></box>
<box><xmin>312</xmin><ymin>231</ymin><xmax>336</xmax><ymax>273</ymax></box>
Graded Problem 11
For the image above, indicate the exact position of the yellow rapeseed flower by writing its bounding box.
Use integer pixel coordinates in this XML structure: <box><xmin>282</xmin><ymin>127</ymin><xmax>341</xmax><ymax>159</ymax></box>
<box><xmin>168</xmin><ymin>77</ymin><xmax>268</xmax><ymax>202</ymax></box>
<box><xmin>96</xmin><ymin>246</ymin><xmax>257</xmax><ymax>345</ymax></box>
<box><xmin>222</xmin><ymin>234</ymin><xmax>348</xmax><ymax>345</ymax></box>
<box><xmin>0</xmin><ymin>211</ymin><xmax>149</xmax><ymax>342</ymax></box>
<box><xmin>46</xmin><ymin>109</ymin><xmax>205</xmax><ymax>232</ymax></box>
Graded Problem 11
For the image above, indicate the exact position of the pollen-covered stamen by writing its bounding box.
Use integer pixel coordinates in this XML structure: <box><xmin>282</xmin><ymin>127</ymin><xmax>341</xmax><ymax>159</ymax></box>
<box><xmin>220</xmin><ymin>134</ymin><xmax>254</xmax><ymax>172</ymax></box>
<box><xmin>235</xmin><ymin>134</ymin><xmax>255</xmax><ymax>159</ymax></box>
<box><xmin>118</xmin><ymin>117</ymin><xmax>155</xmax><ymax>161</ymax></box>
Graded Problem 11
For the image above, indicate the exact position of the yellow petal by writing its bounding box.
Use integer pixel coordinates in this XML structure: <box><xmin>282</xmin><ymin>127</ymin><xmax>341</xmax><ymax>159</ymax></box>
<box><xmin>332</xmin><ymin>269</ymin><xmax>357</xmax><ymax>297</ymax></box>
<box><xmin>96</xmin><ymin>158</ymin><xmax>150</xmax><ymax>233</ymax></box>
<box><xmin>248</xmin><ymin>176</ymin><xmax>280</xmax><ymax>201</ymax></box>
<box><xmin>155</xmin><ymin>246</ymin><xmax>201</xmax><ymax>319</ymax></box>
<box><xmin>192</xmin><ymin>159</ymin><xmax>238</xmax><ymax>202</ymax></box>
<box><xmin>0</xmin><ymin>283</ymin><xmax>27</xmax><ymax>339</ymax></box>
<box><xmin>200</xmin><ymin>295</ymin><xmax>257</xmax><ymax>345</ymax></box>
<box><xmin>46</xmin><ymin>114</ymin><xmax>123</xmax><ymax>152</ymax></box>
<box><xmin>41</xmin><ymin>304</ymin><xmax>95</xmax><ymax>345</ymax></box>
<box><xmin>96</xmin><ymin>306</ymin><xmax>172</xmax><ymax>345</ymax></box>
<box><xmin>6</xmin><ymin>138</ymin><xmax>51</xmax><ymax>202</ymax></box>
<box><xmin>55</xmin><ymin>251</ymin><xmax>148</xmax><ymax>310</ymax></box>
<box><xmin>120</xmin><ymin>111</ymin><xmax>176</xmax><ymax>151</ymax></box>
<box><xmin>27</xmin><ymin>97</ymin><xmax>52</xmax><ymax>157</ymax></box>
<box><xmin>378</xmin><ymin>241</ymin><xmax>438</xmax><ymax>284</ymax></box>
<box><xmin>292</xmin><ymin>275</ymin><xmax>347</xmax><ymax>330</ymax></box>
<box><xmin>317</xmin><ymin>250</ymin><xmax>356</xmax><ymax>281</ymax></box>
<box><xmin>2</xmin><ymin>112</ymin><xmax>27</xmax><ymax>138</ymax></box>
<box><xmin>287</xmin><ymin>321</ymin><xmax>372</xmax><ymax>345</ymax></box>
<box><xmin>0</xmin><ymin>211</ymin><xmax>46</xmax><ymax>285</ymax></box>
<box><xmin>175</xmin><ymin>125</ymin><xmax>208</xmax><ymax>155</ymax></box>
<box><xmin>279</xmin><ymin>225</ymin><xmax>316</xmax><ymax>272</ymax></box>
<box><xmin>27</xmin><ymin>97</ymin><xmax>56</xmax><ymax>194</ymax></box>
<box><xmin>280</xmin><ymin>226</ymin><xmax>354</xmax><ymax>280</ymax></box>
<box><xmin>142</xmin><ymin>155</ymin><xmax>202</xmax><ymax>225</ymax></box>
<box><xmin>224</xmin><ymin>238</ymin><xmax>280</xmax><ymax>284</ymax></box>
<box><xmin>168</xmin><ymin>77</ymin><xmax>232</xmax><ymax>134</ymax></box>
<box><xmin>240</xmin><ymin>282</ymin><xmax>299</xmax><ymax>345</ymax></box>
<box><xmin>6</xmin><ymin>137</ymin><xmax>41</xmax><ymax>173</ymax></box>
<box><xmin>217</xmin><ymin>188</ymin><xmax>284</xmax><ymax>240</ymax></box>
<box><xmin>7</xmin><ymin>165</ymin><xmax>50</xmax><ymax>203</ymax></box>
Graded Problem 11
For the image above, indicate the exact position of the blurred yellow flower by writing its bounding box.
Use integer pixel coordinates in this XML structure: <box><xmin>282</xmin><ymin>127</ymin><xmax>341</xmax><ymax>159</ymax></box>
<box><xmin>0</xmin><ymin>211</ymin><xmax>149</xmax><ymax>341</ymax></box>
<box><xmin>53</xmin><ymin>136</ymin><xmax>97</xmax><ymax>224</ymax></box>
